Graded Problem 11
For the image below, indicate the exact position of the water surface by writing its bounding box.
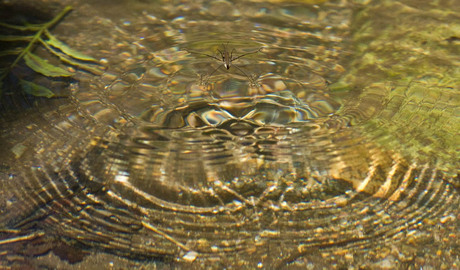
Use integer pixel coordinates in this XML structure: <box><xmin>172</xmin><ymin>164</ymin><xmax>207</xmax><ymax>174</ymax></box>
<box><xmin>0</xmin><ymin>0</ymin><xmax>458</xmax><ymax>268</ymax></box>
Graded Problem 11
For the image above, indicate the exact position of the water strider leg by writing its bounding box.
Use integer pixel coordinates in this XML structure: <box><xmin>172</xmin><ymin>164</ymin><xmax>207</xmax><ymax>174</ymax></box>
<box><xmin>230</xmin><ymin>47</ymin><xmax>262</xmax><ymax>62</ymax></box>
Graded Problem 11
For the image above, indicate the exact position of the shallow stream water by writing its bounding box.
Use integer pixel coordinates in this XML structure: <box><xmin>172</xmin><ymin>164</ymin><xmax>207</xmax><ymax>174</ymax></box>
<box><xmin>0</xmin><ymin>0</ymin><xmax>458</xmax><ymax>269</ymax></box>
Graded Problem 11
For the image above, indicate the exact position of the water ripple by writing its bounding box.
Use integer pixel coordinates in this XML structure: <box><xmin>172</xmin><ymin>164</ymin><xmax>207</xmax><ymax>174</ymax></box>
<box><xmin>0</xmin><ymin>0</ymin><xmax>458</xmax><ymax>268</ymax></box>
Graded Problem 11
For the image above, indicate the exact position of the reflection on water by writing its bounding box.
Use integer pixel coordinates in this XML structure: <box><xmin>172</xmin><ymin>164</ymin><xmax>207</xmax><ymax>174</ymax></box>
<box><xmin>0</xmin><ymin>0</ymin><xmax>458</xmax><ymax>268</ymax></box>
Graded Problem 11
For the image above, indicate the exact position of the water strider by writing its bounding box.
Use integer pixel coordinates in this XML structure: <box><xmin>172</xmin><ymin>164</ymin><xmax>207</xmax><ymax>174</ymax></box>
<box><xmin>186</xmin><ymin>43</ymin><xmax>262</xmax><ymax>83</ymax></box>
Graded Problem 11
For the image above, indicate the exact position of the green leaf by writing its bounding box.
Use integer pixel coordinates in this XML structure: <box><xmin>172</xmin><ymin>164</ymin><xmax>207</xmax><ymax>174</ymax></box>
<box><xmin>52</xmin><ymin>52</ymin><xmax>103</xmax><ymax>75</ymax></box>
<box><xmin>39</xmin><ymin>38</ymin><xmax>103</xmax><ymax>75</ymax></box>
<box><xmin>0</xmin><ymin>48</ymin><xmax>24</xmax><ymax>57</ymax></box>
<box><xmin>19</xmin><ymin>79</ymin><xmax>55</xmax><ymax>98</ymax></box>
<box><xmin>0</xmin><ymin>35</ymin><xmax>33</xmax><ymax>42</ymax></box>
<box><xmin>45</xmin><ymin>31</ymin><xmax>98</xmax><ymax>62</ymax></box>
<box><xmin>0</xmin><ymin>22</ymin><xmax>41</xmax><ymax>31</ymax></box>
<box><xmin>23</xmin><ymin>52</ymin><xmax>73</xmax><ymax>77</ymax></box>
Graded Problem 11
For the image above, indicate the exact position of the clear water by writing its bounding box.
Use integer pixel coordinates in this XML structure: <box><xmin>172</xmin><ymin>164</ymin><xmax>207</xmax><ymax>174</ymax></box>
<box><xmin>0</xmin><ymin>0</ymin><xmax>458</xmax><ymax>268</ymax></box>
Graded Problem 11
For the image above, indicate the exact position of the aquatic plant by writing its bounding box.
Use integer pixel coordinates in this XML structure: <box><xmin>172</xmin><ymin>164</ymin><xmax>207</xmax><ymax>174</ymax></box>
<box><xmin>0</xmin><ymin>6</ymin><xmax>101</xmax><ymax>98</ymax></box>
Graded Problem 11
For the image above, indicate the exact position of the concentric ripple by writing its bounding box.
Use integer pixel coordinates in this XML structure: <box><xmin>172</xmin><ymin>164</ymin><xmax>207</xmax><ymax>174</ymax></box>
<box><xmin>0</xmin><ymin>0</ymin><xmax>458</xmax><ymax>268</ymax></box>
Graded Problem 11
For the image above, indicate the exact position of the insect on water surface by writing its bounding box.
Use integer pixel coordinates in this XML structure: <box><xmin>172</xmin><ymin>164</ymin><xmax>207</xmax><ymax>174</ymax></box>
<box><xmin>186</xmin><ymin>42</ymin><xmax>262</xmax><ymax>83</ymax></box>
